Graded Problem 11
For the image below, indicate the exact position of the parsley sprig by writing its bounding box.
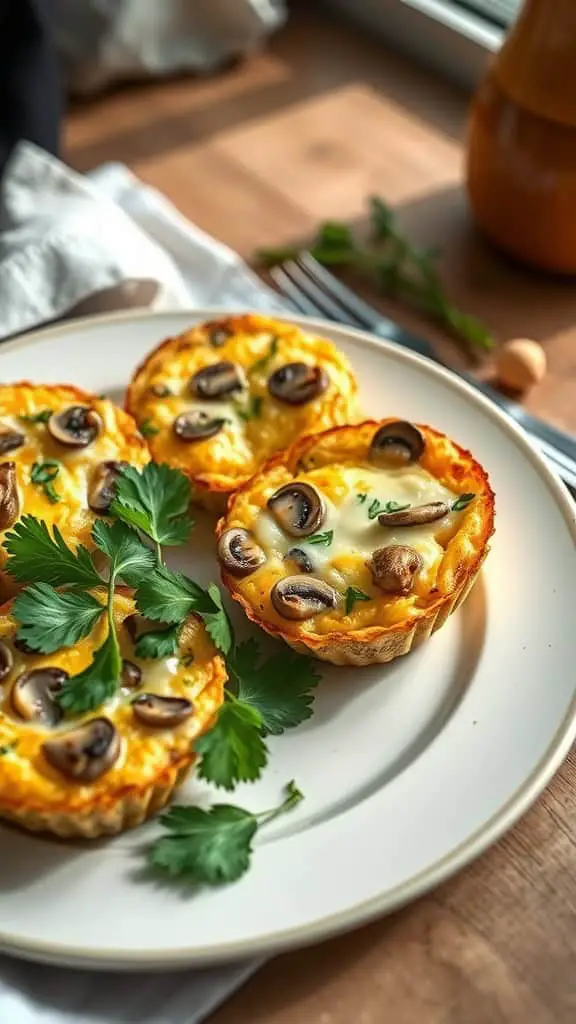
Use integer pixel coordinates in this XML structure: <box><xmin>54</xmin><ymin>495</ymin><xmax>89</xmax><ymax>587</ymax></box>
<box><xmin>148</xmin><ymin>780</ymin><xmax>302</xmax><ymax>886</ymax></box>
<box><xmin>30</xmin><ymin>460</ymin><xmax>61</xmax><ymax>504</ymax></box>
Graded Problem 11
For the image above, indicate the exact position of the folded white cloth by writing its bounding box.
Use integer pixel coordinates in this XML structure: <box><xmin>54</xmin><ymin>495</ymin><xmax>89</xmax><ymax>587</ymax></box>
<box><xmin>0</xmin><ymin>140</ymin><xmax>286</xmax><ymax>1022</ymax></box>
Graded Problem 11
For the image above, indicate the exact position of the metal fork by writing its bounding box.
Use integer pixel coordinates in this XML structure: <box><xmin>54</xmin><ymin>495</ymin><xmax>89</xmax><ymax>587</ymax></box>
<box><xmin>268</xmin><ymin>255</ymin><xmax>576</xmax><ymax>499</ymax></box>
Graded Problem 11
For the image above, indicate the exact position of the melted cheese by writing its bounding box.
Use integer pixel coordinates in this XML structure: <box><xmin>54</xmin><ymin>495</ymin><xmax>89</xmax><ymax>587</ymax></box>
<box><xmin>255</xmin><ymin>465</ymin><xmax>457</xmax><ymax>593</ymax></box>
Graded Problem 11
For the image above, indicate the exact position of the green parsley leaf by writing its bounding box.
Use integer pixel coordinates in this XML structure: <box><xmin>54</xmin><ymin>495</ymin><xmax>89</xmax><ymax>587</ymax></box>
<box><xmin>111</xmin><ymin>463</ymin><xmax>193</xmax><ymax>547</ymax></box>
<box><xmin>58</xmin><ymin>629</ymin><xmax>122</xmax><ymax>715</ymax></box>
<box><xmin>139</xmin><ymin>418</ymin><xmax>160</xmax><ymax>437</ymax></box>
<box><xmin>345</xmin><ymin>586</ymin><xmax>371</xmax><ymax>615</ymax></box>
<box><xmin>134</xmin><ymin>564</ymin><xmax>216</xmax><ymax>624</ymax></box>
<box><xmin>13</xmin><ymin>584</ymin><xmax>104</xmax><ymax>654</ymax></box>
<box><xmin>452</xmin><ymin>492</ymin><xmax>476</xmax><ymax>512</ymax></box>
<box><xmin>356</xmin><ymin>493</ymin><xmax>368</xmax><ymax>504</ymax></box>
<box><xmin>237</xmin><ymin>395</ymin><xmax>263</xmax><ymax>422</ymax></box>
<box><xmin>30</xmin><ymin>460</ymin><xmax>61</xmax><ymax>504</ymax></box>
<box><xmin>202</xmin><ymin>583</ymin><xmax>234</xmax><ymax>656</ymax></box>
<box><xmin>195</xmin><ymin>698</ymin><xmax>267</xmax><ymax>790</ymax></box>
<box><xmin>381</xmin><ymin>500</ymin><xmax>411</xmax><ymax>515</ymax></box>
<box><xmin>135</xmin><ymin>623</ymin><xmax>181</xmax><ymax>659</ymax></box>
<box><xmin>0</xmin><ymin>740</ymin><xmax>18</xmax><ymax>756</ymax></box>
<box><xmin>367</xmin><ymin>498</ymin><xmax>386</xmax><ymax>520</ymax></box>
<box><xmin>4</xmin><ymin>516</ymin><xmax>102</xmax><ymax>588</ymax></box>
<box><xmin>147</xmin><ymin>781</ymin><xmax>302</xmax><ymax>886</ymax></box>
<box><xmin>19</xmin><ymin>409</ymin><xmax>52</xmax><ymax>424</ymax></box>
<box><xmin>249</xmin><ymin>335</ymin><xmax>279</xmax><ymax>376</ymax></box>
<box><xmin>306</xmin><ymin>530</ymin><xmax>333</xmax><ymax>546</ymax></box>
<box><xmin>91</xmin><ymin>519</ymin><xmax>156</xmax><ymax>587</ymax></box>
<box><xmin>228</xmin><ymin>638</ymin><xmax>321</xmax><ymax>736</ymax></box>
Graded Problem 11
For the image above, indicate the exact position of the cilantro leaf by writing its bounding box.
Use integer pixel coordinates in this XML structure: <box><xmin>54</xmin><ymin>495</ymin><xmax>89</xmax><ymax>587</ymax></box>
<box><xmin>135</xmin><ymin>623</ymin><xmax>181</xmax><ymax>659</ymax></box>
<box><xmin>134</xmin><ymin>564</ymin><xmax>215</xmax><ymax>624</ymax></box>
<box><xmin>228</xmin><ymin>639</ymin><xmax>321</xmax><ymax>736</ymax></box>
<box><xmin>202</xmin><ymin>583</ymin><xmax>234</xmax><ymax>656</ymax></box>
<box><xmin>4</xmin><ymin>516</ymin><xmax>102</xmax><ymax>588</ymax></box>
<box><xmin>344</xmin><ymin>586</ymin><xmax>371</xmax><ymax>615</ymax></box>
<box><xmin>58</xmin><ymin>629</ymin><xmax>122</xmax><ymax>715</ymax></box>
<box><xmin>111</xmin><ymin>463</ymin><xmax>193</xmax><ymax>547</ymax></box>
<box><xmin>30</xmin><ymin>460</ymin><xmax>61</xmax><ymax>504</ymax></box>
<box><xmin>452</xmin><ymin>492</ymin><xmax>476</xmax><ymax>511</ymax></box>
<box><xmin>91</xmin><ymin>519</ymin><xmax>156</xmax><ymax>587</ymax></box>
<box><xmin>13</xmin><ymin>584</ymin><xmax>104</xmax><ymax>654</ymax></box>
<box><xmin>147</xmin><ymin>780</ymin><xmax>303</xmax><ymax>886</ymax></box>
<box><xmin>306</xmin><ymin>530</ymin><xmax>333</xmax><ymax>547</ymax></box>
<box><xmin>195</xmin><ymin>698</ymin><xmax>268</xmax><ymax>790</ymax></box>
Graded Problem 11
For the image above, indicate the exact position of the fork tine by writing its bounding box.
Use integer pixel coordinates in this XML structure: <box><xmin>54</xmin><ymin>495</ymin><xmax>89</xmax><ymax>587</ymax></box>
<box><xmin>279</xmin><ymin>261</ymin><xmax>365</xmax><ymax>327</ymax></box>
<box><xmin>299</xmin><ymin>253</ymin><xmax>385</xmax><ymax>329</ymax></box>
<box><xmin>268</xmin><ymin>266</ymin><xmax>323</xmax><ymax>317</ymax></box>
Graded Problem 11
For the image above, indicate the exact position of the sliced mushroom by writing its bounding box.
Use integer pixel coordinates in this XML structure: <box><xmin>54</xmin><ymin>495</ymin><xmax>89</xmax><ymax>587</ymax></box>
<box><xmin>267</xmin><ymin>482</ymin><xmax>325</xmax><ymax>538</ymax></box>
<box><xmin>0</xmin><ymin>424</ymin><xmax>24</xmax><ymax>456</ymax></box>
<box><xmin>189</xmin><ymin>361</ymin><xmax>245</xmax><ymax>400</ymax></box>
<box><xmin>132</xmin><ymin>693</ymin><xmax>194</xmax><ymax>728</ymax></box>
<box><xmin>0</xmin><ymin>462</ymin><xmax>19</xmax><ymax>531</ymax></box>
<box><xmin>370</xmin><ymin>545</ymin><xmax>423</xmax><ymax>595</ymax></box>
<box><xmin>121</xmin><ymin>659</ymin><xmax>142</xmax><ymax>689</ymax></box>
<box><xmin>173</xmin><ymin>410</ymin><xmax>227</xmax><ymax>442</ymax></box>
<box><xmin>217</xmin><ymin>527</ymin><xmax>266</xmax><ymax>577</ymax></box>
<box><xmin>48</xmin><ymin>406</ymin><xmax>101</xmax><ymax>448</ymax></box>
<box><xmin>0</xmin><ymin>641</ymin><xmax>13</xmax><ymax>683</ymax></box>
<box><xmin>43</xmin><ymin>717</ymin><xmax>120</xmax><ymax>782</ymax></box>
<box><xmin>88</xmin><ymin>460</ymin><xmax>128</xmax><ymax>513</ymax></box>
<box><xmin>284</xmin><ymin>547</ymin><xmax>314</xmax><ymax>574</ymax></box>
<box><xmin>378</xmin><ymin>501</ymin><xmax>451</xmax><ymax>528</ymax></box>
<box><xmin>10</xmin><ymin>667</ymin><xmax>68</xmax><ymax>726</ymax></box>
<box><xmin>149</xmin><ymin>383</ymin><xmax>173</xmax><ymax>398</ymax></box>
<box><xmin>207</xmin><ymin>323</ymin><xmax>233</xmax><ymax>347</ymax></box>
<box><xmin>271</xmin><ymin>575</ymin><xmax>339</xmax><ymax>620</ymax></box>
<box><xmin>369</xmin><ymin>421</ymin><xmax>425</xmax><ymax>469</ymax></box>
<box><xmin>267</xmin><ymin>363</ymin><xmax>328</xmax><ymax>405</ymax></box>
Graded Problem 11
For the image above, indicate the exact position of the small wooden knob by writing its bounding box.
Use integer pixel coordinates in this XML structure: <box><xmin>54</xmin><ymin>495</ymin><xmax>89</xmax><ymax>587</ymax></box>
<box><xmin>495</xmin><ymin>338</ymin><xmax>547</xmax><ymax>392</ymax></box>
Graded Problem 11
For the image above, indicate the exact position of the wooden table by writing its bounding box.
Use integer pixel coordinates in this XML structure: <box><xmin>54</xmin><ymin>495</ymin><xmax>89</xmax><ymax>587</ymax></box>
<box><xmin>65</xmin><ymin>6</ymin><xmax>576</xmax><ymax>1022</ymax></box>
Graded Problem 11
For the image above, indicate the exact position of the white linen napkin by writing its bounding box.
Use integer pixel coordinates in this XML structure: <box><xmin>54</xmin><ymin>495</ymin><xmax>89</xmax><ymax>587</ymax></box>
<box><xmin>0</xmin><ymin>141</ymin><xmax>288</xmax><ymax>1022</ymax></box>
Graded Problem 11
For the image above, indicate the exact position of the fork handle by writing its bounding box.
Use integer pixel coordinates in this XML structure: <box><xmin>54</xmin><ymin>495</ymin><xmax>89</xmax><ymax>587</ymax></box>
<box><xmin>372</xmin><ymin>321</ymin><xmax>576</xmax><ymax>466</ymax></box>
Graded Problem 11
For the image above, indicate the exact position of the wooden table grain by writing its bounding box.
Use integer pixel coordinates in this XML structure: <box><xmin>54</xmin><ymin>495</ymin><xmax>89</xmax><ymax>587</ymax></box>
<box><xmin>65</xmin><ymin>6</ymin><xmax>576</xmax><ymax>1022</ymax></box>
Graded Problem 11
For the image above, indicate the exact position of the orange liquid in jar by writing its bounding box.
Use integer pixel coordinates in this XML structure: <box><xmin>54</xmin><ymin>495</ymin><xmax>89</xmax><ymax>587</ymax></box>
<box><xmin>465</xmin><ymin>0</ymin><xmax>576</xmax><ymax>275</ymax></box>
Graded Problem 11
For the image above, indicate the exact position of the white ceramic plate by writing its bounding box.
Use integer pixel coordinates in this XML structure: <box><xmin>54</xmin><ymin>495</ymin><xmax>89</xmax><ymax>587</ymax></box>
<box><xmin>0</xmin><ymin>309</ymin><xmax>575</xmax><ymax>971</ymax></box>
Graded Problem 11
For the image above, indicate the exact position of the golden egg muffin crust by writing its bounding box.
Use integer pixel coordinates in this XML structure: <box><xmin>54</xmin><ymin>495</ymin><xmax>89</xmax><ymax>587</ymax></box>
<box><xmin>0</xmin><ymin>382</ymin><xmax>150</xmax><ymax>599</ymax></box>
<box><xmin>216</xmin><ymin>419</ymin><xmax>495</xmax><ymax>666</ymax></box>
<box><xmin>126</xmin><ymin>314</ymin><xmax>359</xmax><ymax>511</ymax></box>
<box><xmin>0</xmin><ymin>591</ymin><xmax>226</xmax><ymax>838</ymax></box>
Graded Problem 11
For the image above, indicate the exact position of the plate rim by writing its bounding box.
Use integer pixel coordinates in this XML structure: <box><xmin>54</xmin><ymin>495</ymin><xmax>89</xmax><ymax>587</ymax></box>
<box><xmin>1</xmin><ymin>306</ymin><xmax>575</xmax><ymax>971</ymax></box>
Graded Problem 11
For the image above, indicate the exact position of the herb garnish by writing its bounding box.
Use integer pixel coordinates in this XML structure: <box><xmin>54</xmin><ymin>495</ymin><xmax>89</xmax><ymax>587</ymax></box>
<box><xmin>30</xmin><ymin>460</ymin><xmax>62</xmax><ymax>504</ymax></box>
<box><xmin>19</xmin><ymin>409</ymin><xmax>52</xmax><ymax>424</ymax></box>
<box><xmin>249</xmin><ymin>335</ymin><xmax>279</xmax><ymax>376</ymax></box>
<box><xmin>148</xmin><ymin>780</ymin><xmax>302</xmax><ymax>886</ymax></box>
<box><xmin>452</xmin><ymin>493</ymin><xmax>476</xmax><ymax>512</ymax></box>
<box><xmin>367</xmin><ymin>499</ymin><xmax>386</xmax><ymax>520</ymax></box>
<box><xmin>237</xmin><ymin>395</ymin><xmax>263</xmax><ymax>422</ymax></box>
<box><xmin>368</xmin><ymin>499</ymin><xmax>411</xmax><ymax>520</ymax></box>
<box><xmin>306</xmin><ymin>530</ymin><xmax>334</xmax><ymax>547</ymax></box>
<box><xmin>139</xmin><ymin>418</ymin><xmax>160</xmax><ymax>438</ymax></box>
<box><xmin>345</xmin><ymin>586</ymin><xmax>371</xmax><ymax>614</ymax></box>
<box><xmin>356</xmin><ymin>493</ymin><xmax>368</xmax><ymax>504</ymax></box>
<box><xmin>0</xmin><ymin>740</ymin><xmax>18</xmax><ymax>756</ymax></box>
<box><xmin>257</xmin><ymin>196</ymin><xmax>493</xmax><ymax>357</ymax></box>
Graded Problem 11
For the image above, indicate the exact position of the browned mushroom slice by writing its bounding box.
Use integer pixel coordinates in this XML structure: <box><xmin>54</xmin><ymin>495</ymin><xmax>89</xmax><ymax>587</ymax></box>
<box><xmin>43</xmin><ymin>718</ymin><xmax>120</xmax><ymax>782</ymax></box>
<box><xmin>173</xmin><ymin>410</ymin><xmax>227</xmax><ymax>442</ymax></box>
<box><xmin>88</xmin><ymin>460</ymin><xmax>129</xmax><ymax>513</ymax></box>
<box><xmin>189</xmin><ymin>362</ymin><xmax>245</xmax><ymax>400</ymax></box>
<box><xmin>10</xmin><ymin>667</ymin><xmax>68</xmax><ymax>726</ymax></box>
<box><xmin>206</xmin><ymin>322</ymin><xmax>233</xmax><ymax>347</ymax></box>
<box><xmin>0</xmin><ymin>461</ymin><xmax>19</xmax><ymax>531</ymax></box>
<box><xmin>284</xmin><ymin>547</ymin><xmax>314</xmax><ymax>574</ymax></box>
<box><xmin>378</xmin><ymin>501</ymin><xmax>450</xmax><ymax>528</ymax></box>
<box><xmin>121</xmin><ymin>659</ymin><xmax>142</xmax><ymax>688</ymax></box>
<box><xmin>271</xmin><ymin>575</ymin><xmax>339</xmax><ymax>620</ymax></box>
<box><xmin>267</xmin><ymin>363</ymin><xmax>328</xmax><ymax>405</ymax></box>
<box><xmin>217</xmin><ymin>528</ymin><xmax>266</xmax><ymax>577</ymax></box>
<box><xmin>132</xmin><ymin>693</ymin><xmax>194</xmax><ymax>728</ymax></box>
<box><xmin>0</xmin><ymin>424</ymin><xmax>24</xmax><ymax>455</ymax></box>
<box><xmin>0</xmin><ymin>641</ymin><xmax>13</xmax><ymax>683</ymax></box>
<box><xmin>48</xmin><ymin>406</ymin><xmax>101</xmax><ymax>448</ymax></box>
<box><xmin>267</xmin><ymin>482</ymin><xmax>325</xmax><ymax>538</ymax></box>
<box><xmin>369</xmin><ymin>421</ymin><xmax>425</xmax><ymax>469</ymax></box>
<box><xmin>370</xmin><ymin>545</ymin><xmax>423</xmax><ymax>594</ymax></box>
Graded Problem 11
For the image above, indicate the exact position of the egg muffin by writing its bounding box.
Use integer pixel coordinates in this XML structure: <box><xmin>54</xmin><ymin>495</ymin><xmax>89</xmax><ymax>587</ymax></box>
<box><xmin>125</xmin><ymin>314</ymin><xmax>358</xmax><ymax>511</ymax></box>
<box><xmin>0</xmin><ymin>591</ymin><xmax>226</xmax><ymax>838</ymax></box>
<box><xmin>216</xmin><ymin>419</ymin><xmax>495</xmax><ymax>666</ymax></box>
<box><xmin>0</xmin><ymin>383</ymin><xmax>149</xmax><ymax>598</ymax></box>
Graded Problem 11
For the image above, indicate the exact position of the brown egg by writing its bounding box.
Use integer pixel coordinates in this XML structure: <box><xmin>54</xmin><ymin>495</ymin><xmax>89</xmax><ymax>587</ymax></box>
<box><xmin>495</xmin><ymin>338</ymin><xmax>547</xmax><ymax>392</ymax></box>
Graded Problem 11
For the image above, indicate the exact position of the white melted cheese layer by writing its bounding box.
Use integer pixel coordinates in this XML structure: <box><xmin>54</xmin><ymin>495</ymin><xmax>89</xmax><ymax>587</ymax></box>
<box><xmin>255</xmin><ymin>465</ymin><xmax>458</xmax><ymax>591</ymax></box>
